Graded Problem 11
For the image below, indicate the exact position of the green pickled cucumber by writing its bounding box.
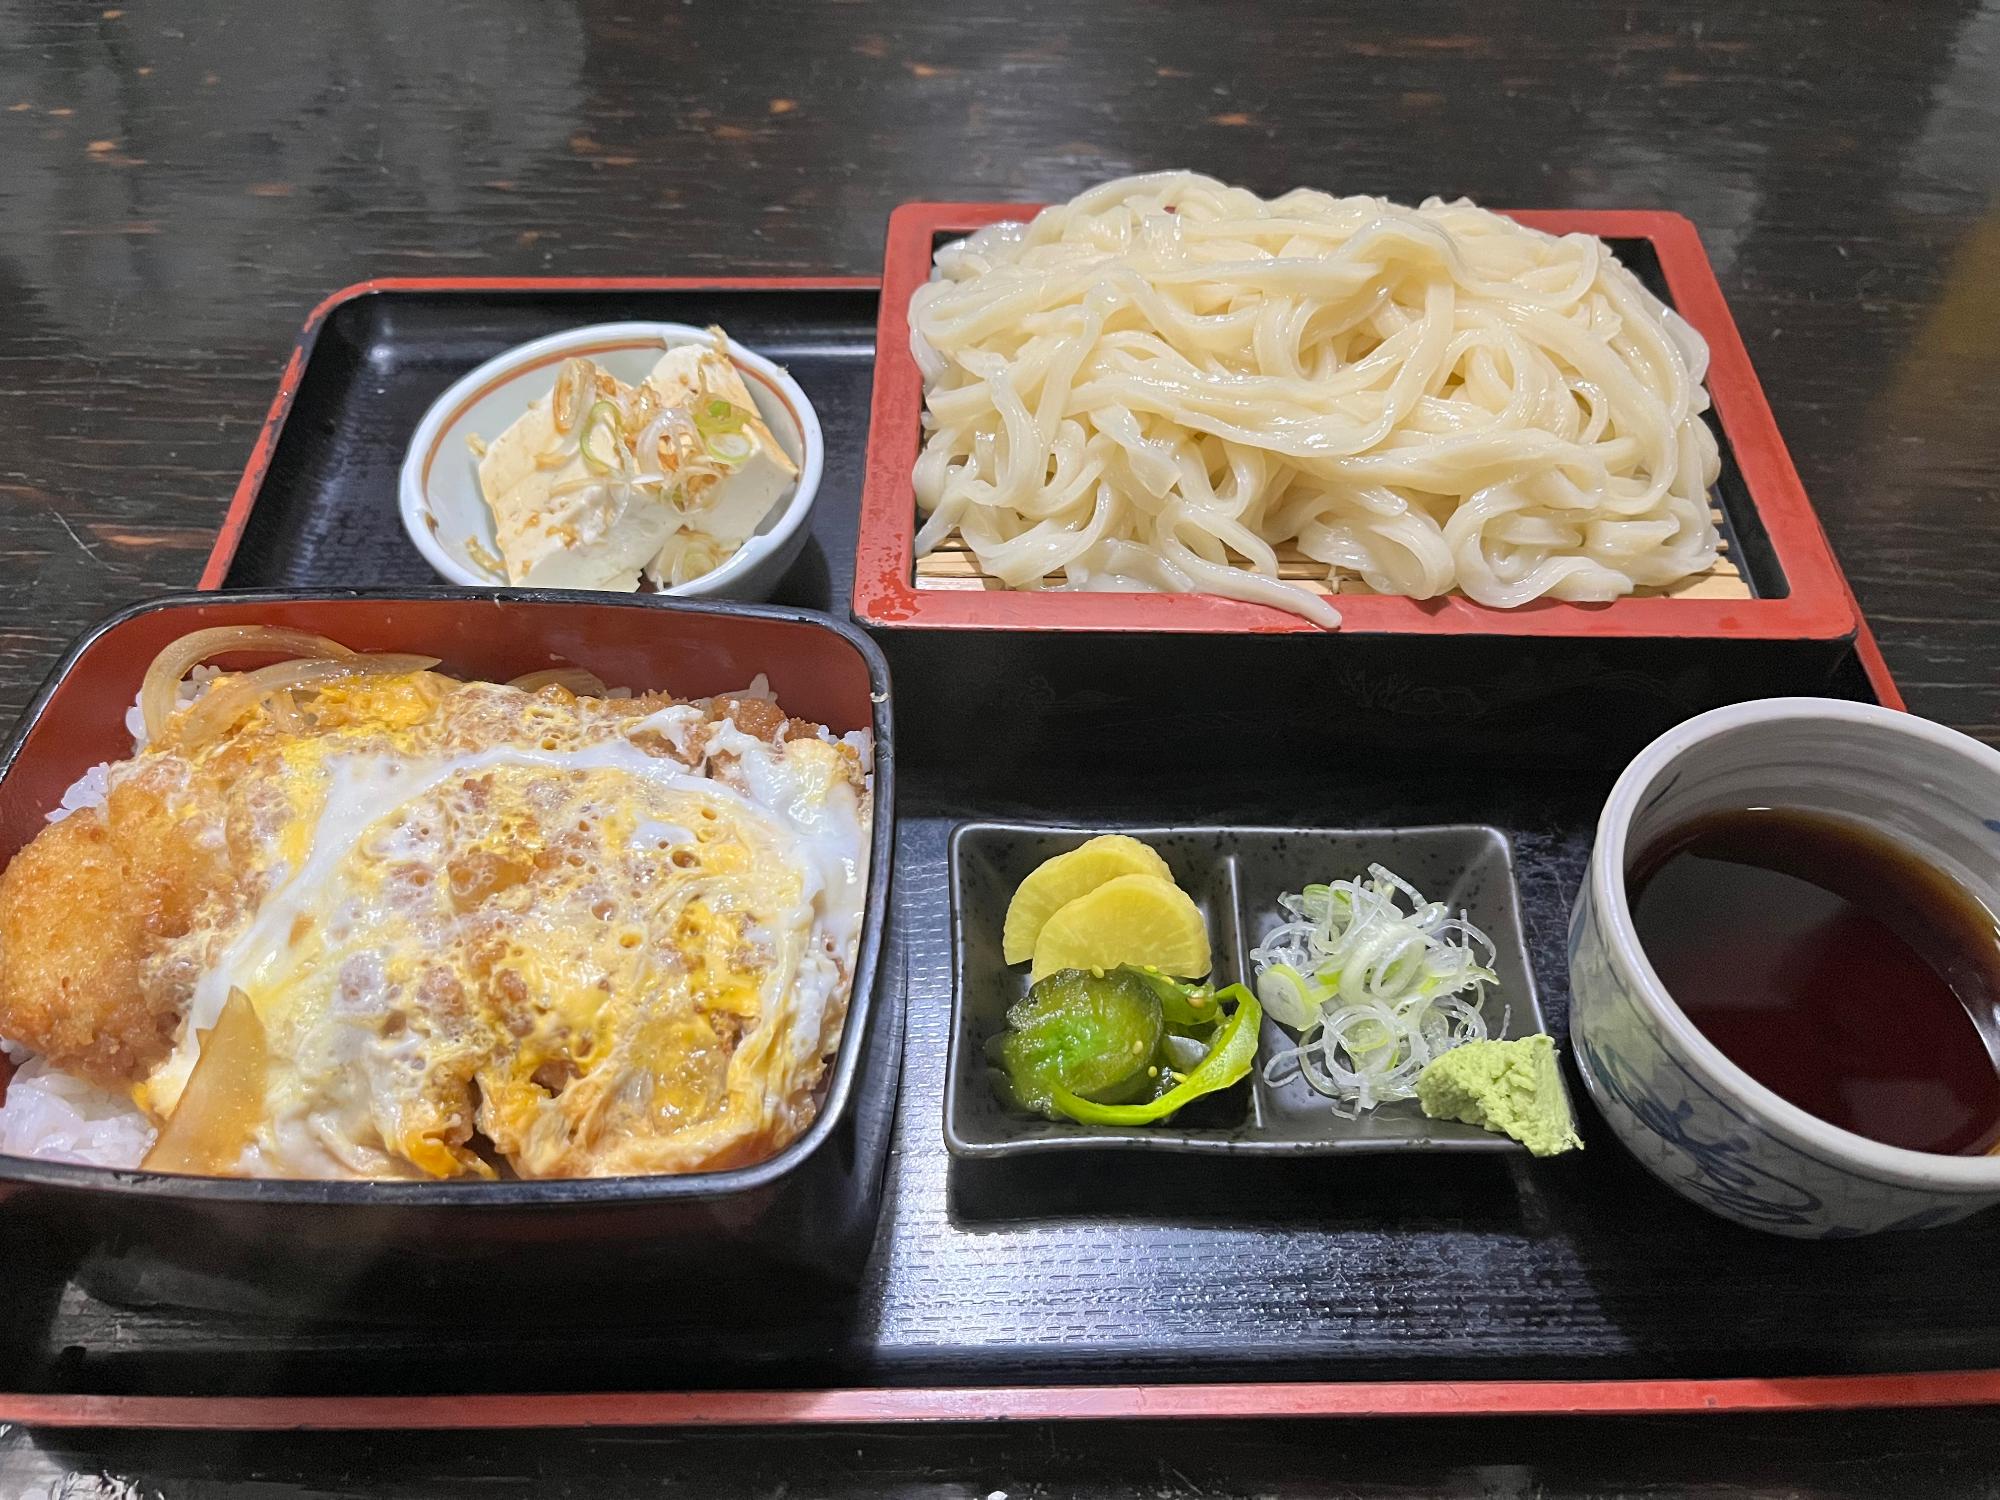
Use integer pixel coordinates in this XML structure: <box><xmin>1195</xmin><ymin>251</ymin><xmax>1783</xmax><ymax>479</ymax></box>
<box><xmin>990</xmin><ymin>966</ymin><xmax>1166</xmax><ymax>1117</ymax></box>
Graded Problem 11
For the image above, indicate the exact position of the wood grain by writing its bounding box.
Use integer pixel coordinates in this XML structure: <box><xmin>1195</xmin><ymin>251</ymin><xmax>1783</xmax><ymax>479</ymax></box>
<box><xmin>0</xmin><ymin>0</ymin><xmax>1998</xmax><ymax>1492</ymax></box>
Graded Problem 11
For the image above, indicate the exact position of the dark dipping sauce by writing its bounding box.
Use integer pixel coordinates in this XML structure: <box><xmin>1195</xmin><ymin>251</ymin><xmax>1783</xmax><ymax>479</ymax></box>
<box><xmin>1628</xmin><ymin>807</ymin><xmax>2000</xmax><ymax>1156</ymax></box>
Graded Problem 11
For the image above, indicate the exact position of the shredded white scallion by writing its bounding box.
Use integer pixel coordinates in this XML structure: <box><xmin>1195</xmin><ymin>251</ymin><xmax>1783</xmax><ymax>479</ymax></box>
<box><xmin>1251</xmin><ymin>864</ymin><xmax>1500</xmax><ymax>1117</ymax></box>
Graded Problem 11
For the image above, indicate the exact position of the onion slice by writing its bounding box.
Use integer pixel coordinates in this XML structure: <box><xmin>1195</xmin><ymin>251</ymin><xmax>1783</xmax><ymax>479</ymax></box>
<box><xmin>142</xmin><ymin>987</ymin><xmax>269</xmax><ymax>1176</ymax></box>
<box><xmin>507</xmin><ymin>666</ymin><xmax>610</xmax><ymax>697</ymax></box>
<box><xmin>175</xmin><ymin>653</ymin><xmax>441</xmax><ymax>750</ymax></box>
<box><xmin>139</xmin><ymin>627</ymin><xmax>357</xmax><ymax>742</ymax></box>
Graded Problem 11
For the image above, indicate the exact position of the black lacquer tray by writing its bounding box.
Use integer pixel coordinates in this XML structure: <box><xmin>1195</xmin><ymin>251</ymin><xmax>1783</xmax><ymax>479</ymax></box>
<box><xmin>6</xmin><ymin>278</ymin><xmax>1993</xmax><ymax>1431</ymax></box>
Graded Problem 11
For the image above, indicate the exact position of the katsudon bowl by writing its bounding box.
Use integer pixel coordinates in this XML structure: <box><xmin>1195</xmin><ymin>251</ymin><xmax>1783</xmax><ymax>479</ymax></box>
<box><xmin>0</xmin><ymin>590</ymin><xmax>898</xmax><ymax>1311</ymax></box>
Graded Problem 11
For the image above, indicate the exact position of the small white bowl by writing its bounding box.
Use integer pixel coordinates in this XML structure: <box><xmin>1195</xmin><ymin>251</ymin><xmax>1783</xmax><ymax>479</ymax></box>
<box><xmin>1570</xmin><ymin>697</ymin><xmax>2000</xmax><ymax>1237</ymax></box>
<box><xmin>398</xmin><ymin>322</ymin><xmax>823</xmax><ymax>600</ymax></box>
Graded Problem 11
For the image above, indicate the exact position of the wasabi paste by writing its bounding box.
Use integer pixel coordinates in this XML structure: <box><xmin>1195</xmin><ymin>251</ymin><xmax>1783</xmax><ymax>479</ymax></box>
<box><xmin>1415</xmin><ymin>1034</ymin><xmax>1582</xmax><ymax>1157</ymax></box>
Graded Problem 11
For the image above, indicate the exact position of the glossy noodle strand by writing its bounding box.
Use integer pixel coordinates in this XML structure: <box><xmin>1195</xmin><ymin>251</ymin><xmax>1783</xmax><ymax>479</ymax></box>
<box><xmin>909</xmin><ymin>172</ymin><xmax>1723</xmax><ymax>625</ymax></box>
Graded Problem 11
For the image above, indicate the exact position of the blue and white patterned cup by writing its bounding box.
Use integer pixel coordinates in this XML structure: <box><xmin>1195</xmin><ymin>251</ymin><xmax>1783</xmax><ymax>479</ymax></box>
<box><xmin>1569</xmin><ymin>697</ymin><xmax>2000</xmax><ymax>1238</ymax></box>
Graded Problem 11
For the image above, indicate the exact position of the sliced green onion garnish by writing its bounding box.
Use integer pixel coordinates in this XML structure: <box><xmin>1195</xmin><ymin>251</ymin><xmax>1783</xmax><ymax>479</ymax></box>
<box><xmin>694</xmin><ymin>397</ymin><xmax>749</xmax><ymax>436</ymax></box>
<box><xmin>705</xmin><ymin>430</ymin><xmax>753</xmax><ymax>464</ymax></box>
<box><xmin>1254</xmin><ymin>962</ymin><xmax>1328</xmax><ymax>1030</ymax></box>
<box><xmin>578</xmin><ymin>400</ymin><xmax>622</xmax><ymax>473</ymax></box>
<box><xmin>1252</xmin><ymin>862</ymin><xmax>1501</xmax><ymax>1119</ymax></box>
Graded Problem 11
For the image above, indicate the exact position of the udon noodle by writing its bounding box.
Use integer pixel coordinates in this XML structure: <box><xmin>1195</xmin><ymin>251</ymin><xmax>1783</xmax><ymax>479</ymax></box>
<box><xmin>909</xmin><ymin>172</ymin><xmax>1723</xmax><ymax>626</ymax></box>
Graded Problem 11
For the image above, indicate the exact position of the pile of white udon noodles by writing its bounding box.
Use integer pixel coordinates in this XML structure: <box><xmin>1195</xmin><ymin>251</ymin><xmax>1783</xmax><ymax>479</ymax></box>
<box><xmin>909</xmin><ymin>172</ymin><xmax>1722</xmax><ymax>627</ymax></box>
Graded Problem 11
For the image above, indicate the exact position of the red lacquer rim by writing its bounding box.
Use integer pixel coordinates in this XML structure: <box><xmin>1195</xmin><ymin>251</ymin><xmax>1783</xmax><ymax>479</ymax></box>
<box><xmin>6</xmin><ymin>1370</ymin><xmax>2000</xmax><ymax>1430</ymax></box>
<box><xmin>855</xmin><ymin>203</ymin><xmax>1859</xmax><ymax>641</ymax></box>
<box><xmin>197</xmin><ymin>276</ymin><xmax>877</xmax><ymax>591</ymax></box>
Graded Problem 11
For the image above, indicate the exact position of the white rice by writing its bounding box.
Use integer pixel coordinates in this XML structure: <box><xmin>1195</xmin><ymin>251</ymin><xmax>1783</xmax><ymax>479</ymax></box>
<box><xmin>0</xmin><ymin>1053</ymin><xmax>155</xmax><ymax>1168</ymax></box>
<box><xmin>45</xmin><ymin>762</ymin><xmax>112</xmax><ymax>823</ymax></box>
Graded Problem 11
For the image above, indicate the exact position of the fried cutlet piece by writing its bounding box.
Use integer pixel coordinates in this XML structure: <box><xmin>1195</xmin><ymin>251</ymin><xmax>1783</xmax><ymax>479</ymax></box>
<box><xmin>0</xmin><ymin>770</ymin><xmax>227</xmax><ymax>1089</ymax></box>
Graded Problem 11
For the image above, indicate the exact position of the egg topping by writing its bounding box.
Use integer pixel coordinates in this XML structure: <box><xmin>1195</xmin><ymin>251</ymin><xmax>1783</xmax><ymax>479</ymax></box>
<box><xmin>0</xmin><ymin>668</ymin><xmax>871</xmax><ymax>1180</ymax></box>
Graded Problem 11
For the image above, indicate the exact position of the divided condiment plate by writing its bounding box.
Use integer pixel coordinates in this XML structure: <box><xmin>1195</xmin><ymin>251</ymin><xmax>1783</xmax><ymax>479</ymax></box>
<box><xmin>944</xmin><ymin>822</ymin><xmax>1559</xmax><ymax>1158</ymax></box>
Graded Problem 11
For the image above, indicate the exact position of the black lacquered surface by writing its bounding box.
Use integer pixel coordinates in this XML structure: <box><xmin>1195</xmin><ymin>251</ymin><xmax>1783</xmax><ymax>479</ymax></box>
<box><xmin>9</xmin><ymin>1409</ymin><xmax>2000</xmax><ymax>1500</ymax></box>
<box><xmin>3</xmin><ymin>0</ymin><xmax>1999</xmax><ymax>1490</ymax></box>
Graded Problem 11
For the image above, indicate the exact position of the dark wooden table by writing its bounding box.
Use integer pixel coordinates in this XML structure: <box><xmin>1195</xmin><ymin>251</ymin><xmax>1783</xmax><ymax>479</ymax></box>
<box><xmin>2</xmin><ymin>0</ymin><xmax>1998</xmax><ymax>1492</ymax></box>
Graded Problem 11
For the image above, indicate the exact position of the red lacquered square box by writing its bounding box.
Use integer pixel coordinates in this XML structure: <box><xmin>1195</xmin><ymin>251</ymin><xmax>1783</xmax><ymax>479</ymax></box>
<box><xmin>0</xmin><ymin>590</ymin><xmax>901</xmax><ymax>1304</ymax></box>
<box><xmin>855</xmin><ymin>201</ymin><xmax>1863</xmax><ymax>644</ymax></box>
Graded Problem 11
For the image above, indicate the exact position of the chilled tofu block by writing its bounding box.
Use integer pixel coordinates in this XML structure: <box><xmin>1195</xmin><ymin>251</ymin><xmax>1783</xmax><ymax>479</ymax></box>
<box><xmin>475</xmin><ymin>376</ymin><xmax>677</xmax><ymax>591</ymax></box>
<box><xmin>640</xmin><ymin>346</ymin><xmax>799</xmax><ymax>583</ymax></box>
<box><xmin>471</xmin><ymin>334</ymin><xmax>798</xmax><ymax>593</ymax></box>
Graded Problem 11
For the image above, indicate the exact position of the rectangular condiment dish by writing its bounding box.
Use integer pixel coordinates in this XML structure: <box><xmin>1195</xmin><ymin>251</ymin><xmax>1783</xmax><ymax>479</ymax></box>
<box><xmin>947</xmin><ymin>822</ymin><xmax>1557</xmax><ymax>1158</ymax></box>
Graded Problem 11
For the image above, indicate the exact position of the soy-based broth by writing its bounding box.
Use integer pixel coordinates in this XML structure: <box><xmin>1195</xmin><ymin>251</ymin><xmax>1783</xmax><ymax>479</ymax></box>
<box><xmin>1628</xmin><ymin>807</ymin><xmax>2000</xmax><ymax>1156</ymax></box>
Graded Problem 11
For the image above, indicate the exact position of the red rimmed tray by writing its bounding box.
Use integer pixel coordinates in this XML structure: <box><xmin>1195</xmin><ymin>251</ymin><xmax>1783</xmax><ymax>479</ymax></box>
<box><xmin>12</xmin><ymin>1370</ymin><xmax>2000</xmax><ymax>1430</ymax></box>
<box><xmin>4</xmin><ymin>276</ymin><xmax>1978</xmax><ymax>1437</ymax></box>
<box><xmin>856</xmin><ymin>202</ymin><xmax>1859</xmax><ymax>641</ymax></box>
